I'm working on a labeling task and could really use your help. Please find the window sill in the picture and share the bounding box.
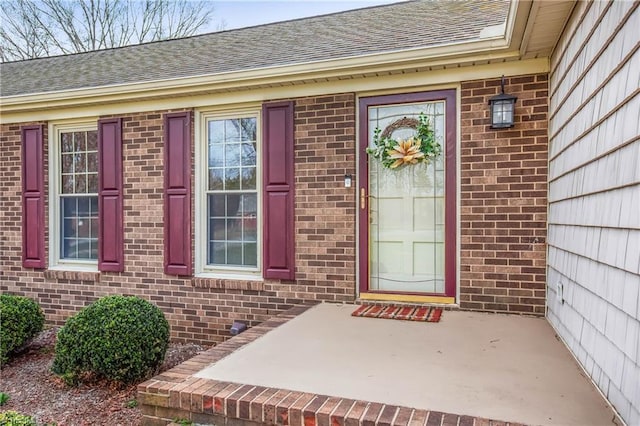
[45,268,100,282]
[191,275,264,291]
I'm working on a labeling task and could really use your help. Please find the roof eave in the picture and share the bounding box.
[0,1,533,116]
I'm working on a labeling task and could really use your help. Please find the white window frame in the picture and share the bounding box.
[48,120,99,271]
[194,108,263,280]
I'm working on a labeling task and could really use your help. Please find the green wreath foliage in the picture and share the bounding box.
[366,112,441,169]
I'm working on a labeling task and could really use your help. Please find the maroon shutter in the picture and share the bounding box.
[262,101,295,280]
[163,112,192,276]
[21,125,45,269]
[98,118,124,272]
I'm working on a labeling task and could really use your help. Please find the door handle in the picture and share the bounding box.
[360,188,366,209]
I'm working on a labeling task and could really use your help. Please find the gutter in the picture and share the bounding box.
[0,1,531,118]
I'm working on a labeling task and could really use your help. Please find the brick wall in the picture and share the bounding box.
[0,94,357,344]
[0,79,550,344]
[459,74,549,314]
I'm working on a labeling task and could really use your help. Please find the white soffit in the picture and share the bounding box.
[520,0,576,58]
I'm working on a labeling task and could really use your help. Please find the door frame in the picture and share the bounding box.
[358,90,457,298]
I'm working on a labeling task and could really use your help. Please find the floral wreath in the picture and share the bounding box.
[366,112,441,169]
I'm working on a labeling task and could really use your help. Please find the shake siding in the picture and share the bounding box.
[547,2,640,424]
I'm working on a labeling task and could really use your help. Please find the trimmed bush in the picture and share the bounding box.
[0,294,45,365]
[52,295,170,385]
[0,410,36,425]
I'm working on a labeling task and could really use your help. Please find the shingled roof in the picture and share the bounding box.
[0,0,508,97]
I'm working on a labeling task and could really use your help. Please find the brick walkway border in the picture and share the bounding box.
[138,304,526,426]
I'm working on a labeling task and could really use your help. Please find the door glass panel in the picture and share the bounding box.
[368,101,446,293]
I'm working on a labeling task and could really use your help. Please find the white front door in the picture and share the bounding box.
[358,91,457,297]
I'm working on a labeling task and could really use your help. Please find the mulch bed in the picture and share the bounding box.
[0,328,210,425]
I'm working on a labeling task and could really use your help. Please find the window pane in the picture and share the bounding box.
[228,218,242,241]
[75,239,93,259]
[208,120,224,144]
[74,175,86,193]
[90,197,98,215]
[63,197,77,216]
[226,194,241,216]
[74,153,86,173]
[227,242,242,265]
[225,168,240,190]
[225,119,241,143]
[208,168,223,190]
[210,218,226,240]
[63,219,75,237]
[87,152,98,173]
[240,118,256,142]
[90,240,98,259]
[241,167,256,190]
[205,116,259,270]
[243,243,257,267]
[208,144,224,167]
[74,132,86,152]
[76,218,91,238]
[87,173,98,193]
[242,194,258,216]
[61,132,74,152]
[243,217,257,242]
[61,175,74,194]
[209,194,226,217]
[225,144,240,167]
[60,196,98,260]
[77,197,90,217]
[209,241,226,265]
[61,154,74,173]
[240,143,257,166]
[86,130,98,151]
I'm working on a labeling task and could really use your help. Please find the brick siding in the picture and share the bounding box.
[0,95,357,344]
[459,74,549,314]
[0,77,549,344]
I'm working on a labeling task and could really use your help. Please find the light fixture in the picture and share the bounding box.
[489,75,517,129]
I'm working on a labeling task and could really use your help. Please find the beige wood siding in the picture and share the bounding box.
[547,1,640,424]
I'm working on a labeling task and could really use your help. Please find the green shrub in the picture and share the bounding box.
[0,294,45,365]
[0,410,37,426]
[52,295,169,385]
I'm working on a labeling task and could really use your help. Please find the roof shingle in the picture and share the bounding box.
[0,0,508,97]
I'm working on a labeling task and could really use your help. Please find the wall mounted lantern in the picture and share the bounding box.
[489,75,517,129]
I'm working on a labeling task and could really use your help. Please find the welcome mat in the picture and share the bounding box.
[352,305,442,322]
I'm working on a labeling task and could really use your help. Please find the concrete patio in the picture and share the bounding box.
[139,304,619,425]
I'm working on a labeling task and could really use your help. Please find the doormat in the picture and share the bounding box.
[351,305,442,322]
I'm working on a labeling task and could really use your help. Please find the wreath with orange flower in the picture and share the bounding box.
[366,112,441,169]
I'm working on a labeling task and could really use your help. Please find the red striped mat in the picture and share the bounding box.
[352,305,442,322]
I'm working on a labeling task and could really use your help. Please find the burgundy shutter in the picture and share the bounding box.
[21,125,45,269]
[98,118,124,272]
[163,112,192,276]
[262,101,295,280]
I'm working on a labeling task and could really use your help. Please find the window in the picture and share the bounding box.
[200,114,260,274]
[51,124,99,266]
